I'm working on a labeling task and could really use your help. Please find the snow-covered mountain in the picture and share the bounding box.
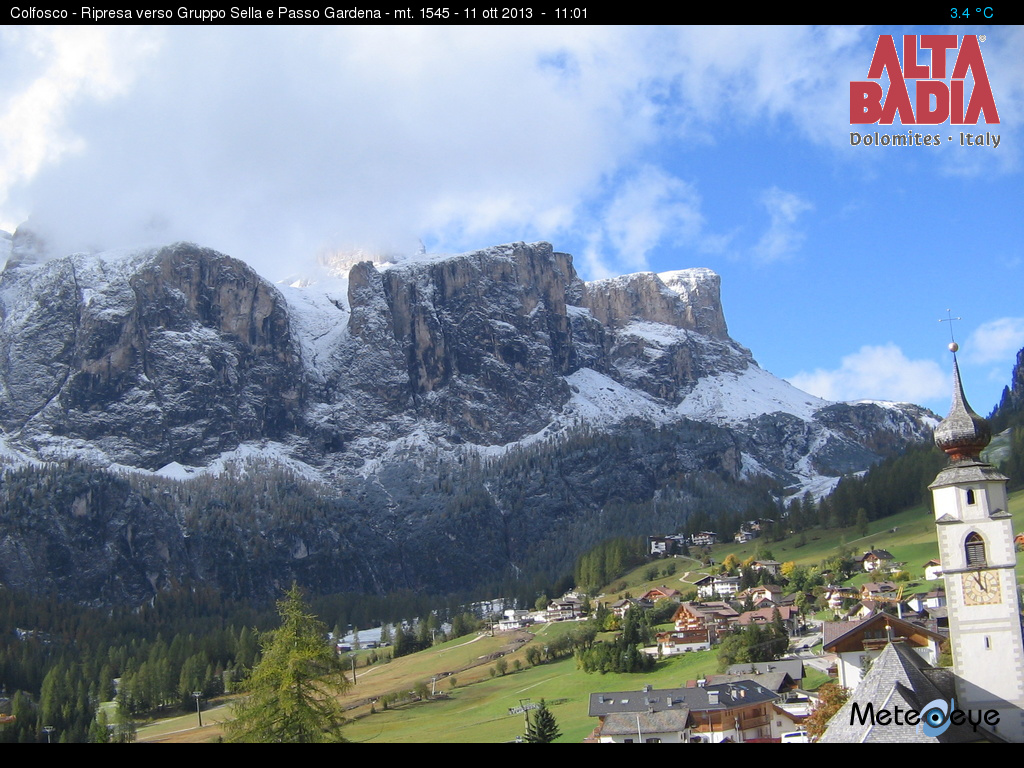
[0,231,936,604]
[0,232,933,494]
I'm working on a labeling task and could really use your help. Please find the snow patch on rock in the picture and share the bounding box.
[677,363,831,425]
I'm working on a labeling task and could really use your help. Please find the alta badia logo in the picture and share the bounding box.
[849,35,1000,149]
[850,35,999,125]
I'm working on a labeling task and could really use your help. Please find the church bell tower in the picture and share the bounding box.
[930,342,1024,742]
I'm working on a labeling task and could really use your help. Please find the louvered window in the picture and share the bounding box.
[965,532,987,567]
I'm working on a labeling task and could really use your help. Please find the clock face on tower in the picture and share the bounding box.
[961,570,1002,605]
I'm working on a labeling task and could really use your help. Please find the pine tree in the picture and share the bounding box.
[226,584,350,743]
[524,699,561,743]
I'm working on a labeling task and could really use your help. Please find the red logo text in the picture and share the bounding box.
[850,35,999,125]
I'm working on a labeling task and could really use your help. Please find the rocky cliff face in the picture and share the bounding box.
[336,242,577,445]
[302,242,759,451]
[0,239,303,468]
[0,234,938,604]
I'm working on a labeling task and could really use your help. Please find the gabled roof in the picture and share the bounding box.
[861,581,898,594]
[706,671,796,693]
[737,605,798,625]
[863,549,895,560]
[822,612,945,653]
[641,587,681,600]
[672,601,739,622]
[725,659,805,681]
[599,708,692,736]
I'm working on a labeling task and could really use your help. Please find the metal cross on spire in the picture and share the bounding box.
[939,308,962,352]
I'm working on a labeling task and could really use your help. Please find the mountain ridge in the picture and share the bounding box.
[0,233,938,604]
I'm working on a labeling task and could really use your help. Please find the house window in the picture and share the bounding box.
[966,489,976,505]
[965,533,987,568]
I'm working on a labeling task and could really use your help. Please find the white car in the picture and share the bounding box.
[780,730,809,743]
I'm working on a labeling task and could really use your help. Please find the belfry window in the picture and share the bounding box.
[965,532,987,568]
[966,488,977,505]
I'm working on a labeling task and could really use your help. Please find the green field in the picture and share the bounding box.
[342,638,720,743]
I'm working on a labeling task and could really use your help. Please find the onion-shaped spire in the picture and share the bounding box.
[933,343,991,462]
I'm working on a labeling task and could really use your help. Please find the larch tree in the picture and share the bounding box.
[226,584,350,743]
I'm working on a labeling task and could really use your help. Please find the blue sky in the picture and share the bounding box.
[1,24,1021,416]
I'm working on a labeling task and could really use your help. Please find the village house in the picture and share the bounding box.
[751,560,782,577]
[821,611,946,690]
[844,599,884,621]
[495,609,533,631]
[545,596,585,622]
[655,601,739,655]
[690,531,718,547]
[640,587,681,602]
[856,549,896,573]
[824,585,859,612]
[648,535,688,558]
[738,583,784,606]
[724,659,805,688]
[734,528,757,544]
[736,605,800,636]
[923,559,944,580]
[654,629,713,655]
[588,680,798,743]
[705,670,799,696]
[696,574,740,599]
[610,597,653,619]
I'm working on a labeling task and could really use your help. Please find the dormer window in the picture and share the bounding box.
[965,532,987,568]
[966,489,977,505]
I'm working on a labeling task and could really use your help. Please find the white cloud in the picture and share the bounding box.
[4,26,1016,281]
[787,343,950,403]
[751,187,813,263]
[0,26,881,280]
[0,27,160,230]
[965,317,1024,364]
[4,26,667,275]
[602,165,706,272]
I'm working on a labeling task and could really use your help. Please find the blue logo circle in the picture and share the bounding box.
[920,698,952,737]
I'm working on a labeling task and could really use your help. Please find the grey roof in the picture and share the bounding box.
[707,672,795,693]
[929,460,1009,489]
[820,642,989,743]
[725,659,805,681]
[589,681,777,718]
[600,708,692,736]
